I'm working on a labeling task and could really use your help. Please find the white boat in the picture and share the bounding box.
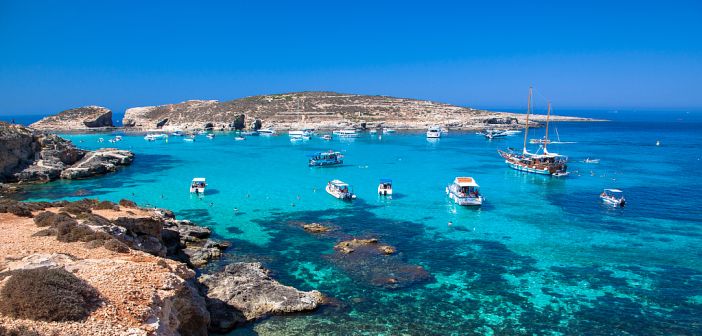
[369,129,378,134]
[583,158,600,164]
[184,138,194,142]
[333,129,359,138]
[98,138,104,143]
[481,129,508,139]
[197,130,208,135]
[171,130,184,136]
[326,179,356,200]
[289,130,313,137]
[600,189,626,207]
[258,128,276,135]
[441,127,449,134]
[115,136,123,141]
[234,136,245,141]
[144,133,168,141]
[241,131,258,136]
[503,130,521,135]
[378,178,393,196]
[206,133,215,139]
[446,177,483,206]
[426,127,442,138]
[322,134,332,140]
[383,128,396,134]
[189,178,206,194]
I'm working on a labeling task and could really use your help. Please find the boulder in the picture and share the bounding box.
[302,222,332,233]
[200,262,323,333]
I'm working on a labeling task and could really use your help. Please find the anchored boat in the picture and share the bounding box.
[426,127,442,139]
[600,189,626,207]
[308,151,344,167]
[378,178,393,196]
[326,180,356,200]
[189,178,206,194]
[333,129,359,138]
[497,87,568,176]
[446,177,483,206]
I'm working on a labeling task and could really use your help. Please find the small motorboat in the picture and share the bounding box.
[481,129,508,139]
[197,130,208,135]
[333,129,359,138]
[446,177,483,206]
[322,134,332,141]
[115,136,123,141]
[98,138,105,143]
[600,189,626,207]
[144,133,167,141]
[383,128,396,134]
[583,158,600,164]
[206,133,215,139]
[326,180,356,200]
[190,178,207,194]
[241,131,259,136]
[369,129,378,134]
[184,138,194,142]
[171,130,184,136]
[426,127,442,139]
[309,151,343,167]
[258,128,276,135]
[234,136,245,141]
[378,178,393,196]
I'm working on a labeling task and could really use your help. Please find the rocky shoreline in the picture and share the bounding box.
[0,122,133,186]
[0,199,324,335]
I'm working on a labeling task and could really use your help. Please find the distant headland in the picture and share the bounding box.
[29,91,603,132]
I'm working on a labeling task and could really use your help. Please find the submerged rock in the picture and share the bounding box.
[302,222,332,233]
[200,262,323,333]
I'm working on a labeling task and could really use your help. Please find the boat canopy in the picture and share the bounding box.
[330,179,348,187]
[604,189,623,193]
[192,178,206,182]
[454,177,479,187]
[380,178,392,184]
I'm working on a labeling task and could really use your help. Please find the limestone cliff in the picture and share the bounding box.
[30,106,114,131]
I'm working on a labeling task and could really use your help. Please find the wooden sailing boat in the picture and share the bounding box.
[497,87,568,176]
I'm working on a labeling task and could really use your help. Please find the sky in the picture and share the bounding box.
[0,0,701,115]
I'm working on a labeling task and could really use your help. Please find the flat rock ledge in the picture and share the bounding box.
[30,106,114,131]
[200,262,324,333]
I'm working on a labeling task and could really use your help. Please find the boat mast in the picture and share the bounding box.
[544,101,551,153]
[522,86,532,154]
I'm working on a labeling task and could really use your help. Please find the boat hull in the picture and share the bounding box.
[446,187,482,206]
[326,185,355,200]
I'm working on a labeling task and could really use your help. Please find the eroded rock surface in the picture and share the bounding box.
[200,262,324,333]
[0,122,133,183]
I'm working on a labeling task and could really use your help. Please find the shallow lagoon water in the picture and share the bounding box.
[17,117,702,335]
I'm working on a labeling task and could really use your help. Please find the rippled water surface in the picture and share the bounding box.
[16,114,702,335]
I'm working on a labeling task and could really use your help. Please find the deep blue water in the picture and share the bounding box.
[10,113,702,335]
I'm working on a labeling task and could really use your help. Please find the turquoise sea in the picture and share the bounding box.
[8,110,702,335]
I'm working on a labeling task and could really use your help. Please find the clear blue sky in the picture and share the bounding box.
[1,0,701,115]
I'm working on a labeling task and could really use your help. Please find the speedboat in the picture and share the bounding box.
[322,134,332,140]
[206,133,215,139]
[378,178,393,196]
[171,130,184,136]
[446,177,483,206]
[115,136,123,141]
[481,129,508,139]
[383,128,396,134]
[197,130,208,135]
[289,130,313,137]
[258,128,276,135]
[326,180,356,200]
[600,189,626,207]
[144,133,168,141]
[184,137,194,142]
[369,129,378,134]
[333,129,359,138]
[241,131,259,136]
[234,136,245,141]
[308,151,343,167]
[583,158,600,164]
[426,127,442,139]
[189,178,206,194]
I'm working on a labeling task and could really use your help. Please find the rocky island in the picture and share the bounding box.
[121,91,598,132]
[0,122,132,185]
[30,106,114,131]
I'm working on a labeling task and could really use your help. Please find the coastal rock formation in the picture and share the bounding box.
[334,238,395,255]
[121,91,598,131]
[30,106,113,131]
[199,262,324,333]
[302,222,332,233]
[0,122,133,183]
[0,206,210,336]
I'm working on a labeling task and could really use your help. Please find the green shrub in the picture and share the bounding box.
[0,267,101,322]
[55,223,96,243]
[118,199,137,208]
[92,200,119,210]
[104,239,130,253]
